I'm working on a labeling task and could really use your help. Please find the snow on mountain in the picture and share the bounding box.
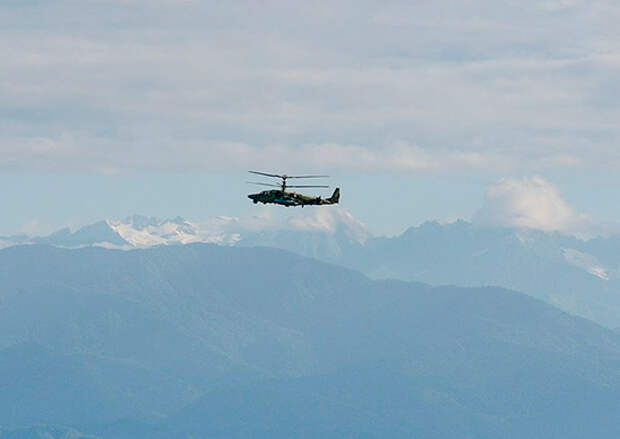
[107,215,241,248]
[0,209,367,252]
[562,248,610,280]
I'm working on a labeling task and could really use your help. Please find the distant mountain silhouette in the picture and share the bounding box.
[6,215,620,327]
[0,210,367,251]
[7,213,620,326]
[1,244,620,437]
[233,220,620,328]
[0,215,240,250]
[324,220,620,328]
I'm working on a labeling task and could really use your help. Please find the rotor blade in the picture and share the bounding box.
[286,185,330,188]
[287,175,329,179]
[246,181,280,187]
[248,171,284,179]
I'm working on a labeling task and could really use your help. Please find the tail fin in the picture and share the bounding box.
[328,187,340,204]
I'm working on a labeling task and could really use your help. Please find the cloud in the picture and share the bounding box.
[286,207,370,243]
[472,176,591,236]
[2,1,620,174]
[0,136,565,174]
[200,206,371,244]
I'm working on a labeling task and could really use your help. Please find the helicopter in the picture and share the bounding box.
[247,171,340,207]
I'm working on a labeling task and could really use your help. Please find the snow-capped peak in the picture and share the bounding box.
[0,209,370,253]
[562,248,610,280]
[107,216,240,248]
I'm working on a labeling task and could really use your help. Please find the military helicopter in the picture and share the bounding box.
[247,171,340,207]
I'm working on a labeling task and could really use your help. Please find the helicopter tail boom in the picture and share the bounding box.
[327,187,340,204]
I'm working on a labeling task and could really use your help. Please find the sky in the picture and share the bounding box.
[2,0,620,236]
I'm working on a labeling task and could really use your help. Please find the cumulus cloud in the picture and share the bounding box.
[287,207,370,243]
[473,177,591,236]
[2,1,620,173]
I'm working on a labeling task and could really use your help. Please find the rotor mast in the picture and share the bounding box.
[281,175,288,191]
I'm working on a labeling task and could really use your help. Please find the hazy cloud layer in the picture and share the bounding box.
[2,1,620,173]
[210,205,370,243]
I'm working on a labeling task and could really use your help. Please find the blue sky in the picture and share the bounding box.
[0,171,489,236]
[2,1,620,236]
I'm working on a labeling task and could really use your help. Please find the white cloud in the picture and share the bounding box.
[286,207,370,243]
[473,177,591,236]
[199,206,370,244]
[1,1,620,173]
[0,134,507,173]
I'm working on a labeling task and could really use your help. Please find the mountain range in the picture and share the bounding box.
[0,215,240,250]
[4,213,620,328]
[336,220,620,329]
[1,243,620,437]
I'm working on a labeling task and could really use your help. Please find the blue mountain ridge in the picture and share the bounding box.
[4,216,620,327]
[1,244,620,437]
[242,220,620,328]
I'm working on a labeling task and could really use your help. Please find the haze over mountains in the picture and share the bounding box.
[0,211,367,250]
[2,243,620,438]
[4,0,619,436]
[3,209,620,437]
[5,211,620,328]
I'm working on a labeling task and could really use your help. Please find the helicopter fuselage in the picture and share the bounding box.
[248,188,339,207]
